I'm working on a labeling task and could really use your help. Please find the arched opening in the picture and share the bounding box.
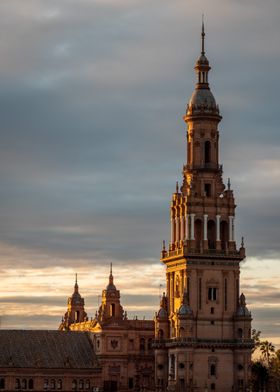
[220,220,228,250]
[194,219,202,251]
[140,338,145,351]
[205,141,211,164]
[74,310,80,322]
[207,220,216,249]
[28,379,33,390]
[0,379,5,389]
[210,364,216,376]
[194,141,200,165]
[72,380,77,391]
[22,379,27,390]
[57,380,62,390]
[158,329,164,339]
[110,303,115,317]
[179,327,185,337]
[237,328,243,338]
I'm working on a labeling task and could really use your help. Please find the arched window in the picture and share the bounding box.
[15,379,20,390]
[194,219,202,251]
[43,379,48,390]
[72,380,77,391]
[0,378,5,389]
[75,310,80,322]
[207,220,216,249]
[140,338,145,351]
[220,221,228,250]
[22,379,27,390]
[110,303,115,317]
[50,379,55,390]
[205,141,211,164]
[57,380,62,390]
[238,328,243,338]
[158,329,164,339]
[210,364,216,376]
[85,379,90,390]
[79,380,84,390]
[28,379,34,390]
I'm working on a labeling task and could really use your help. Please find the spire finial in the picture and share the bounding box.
[176,181,179,193]
[109,263,114,285]
[74,273,78,293]
[110,262,112,276]
[201,14,205,55]
[227,178,231,190]
[162,240,166,251]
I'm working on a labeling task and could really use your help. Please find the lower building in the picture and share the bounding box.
[59,266,155,392]
[0,330,101,392]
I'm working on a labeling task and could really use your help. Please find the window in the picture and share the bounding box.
[158,329,164,339]
[128,378,134,389]
[28,379,34,390]
[75,310,80,322]
[0,378,5,390]
[50,379,55,390]
[57,379,62,390]
[15,379,20,390]
[43,379,48,390]
[208,288,217,301]
[72,380,77,391]
[237,328,243,338]
[210,364,216,376]
[211,383,215,390]
[224,278,228,311]
[79,380,84,390]
[199,278,202,310]
[148,338,153,351]
[110,303,115,317]
[85,380,90,390]
[205,141,211,164]
[129,338,134,349]
[140,338,145,351]
[22,379,27,390]
[238,379,244,387]
[211,307,214,314]
[204,183,211,197]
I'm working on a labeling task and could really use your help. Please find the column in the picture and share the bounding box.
[170,272,174,313]
[171,214,175,243]
[185,214,189,240]
[180,215,185,240]
[176,216,180,243]
[216,215,221,241]
[203,214,208,241]
[166,273,170,313]
[229,216,233,241]
[190,213,195,240]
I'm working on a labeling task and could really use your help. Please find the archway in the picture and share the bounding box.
[207,220,216,249]
[220,220,228,250]
[205,141,211,164]
[194,219,202,251]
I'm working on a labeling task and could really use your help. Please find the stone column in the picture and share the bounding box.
[216,214,221,250]
[180,215,185,241]
[203,214,208,240]
[190,213,195,241]
[185,214,189,240]
[176,216,180,243]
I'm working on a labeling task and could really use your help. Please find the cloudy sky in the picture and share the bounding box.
[0,0,279,346]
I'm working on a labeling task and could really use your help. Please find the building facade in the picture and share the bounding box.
[59,266,155,392]
[154,25,253,392]
[0,330,101,392]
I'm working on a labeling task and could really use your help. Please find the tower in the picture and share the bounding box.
[59,274,87,330]
[154,24,253,392]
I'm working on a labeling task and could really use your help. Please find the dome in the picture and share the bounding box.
[236,306,251,317]
[195,53,209,67]
[187,88,219,116]
[106,283,116,291]
[157,307,168,319]
[178,303,193,317]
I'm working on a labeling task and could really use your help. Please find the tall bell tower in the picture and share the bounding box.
[154,23,253,392]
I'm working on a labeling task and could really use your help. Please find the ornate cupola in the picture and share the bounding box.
[59,274,87,330]
[186,21,221,119]
[97,264,124,323]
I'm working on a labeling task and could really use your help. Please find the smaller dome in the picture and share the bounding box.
[157,307,168,319]
[236,306,251,317]
[195,53,209,67]
[178,303,193,317]
[106,283,116,291]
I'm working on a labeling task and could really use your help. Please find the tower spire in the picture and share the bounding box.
[201,15,205,55]
[74,273,78,293]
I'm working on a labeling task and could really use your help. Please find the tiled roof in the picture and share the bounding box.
[0,330,98,369]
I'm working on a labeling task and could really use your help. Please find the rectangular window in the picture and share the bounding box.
[208,287,217,301]
[199,278,202,310]
[204,183,211,197]
[224,278,228,311]
[128,378,134,389]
